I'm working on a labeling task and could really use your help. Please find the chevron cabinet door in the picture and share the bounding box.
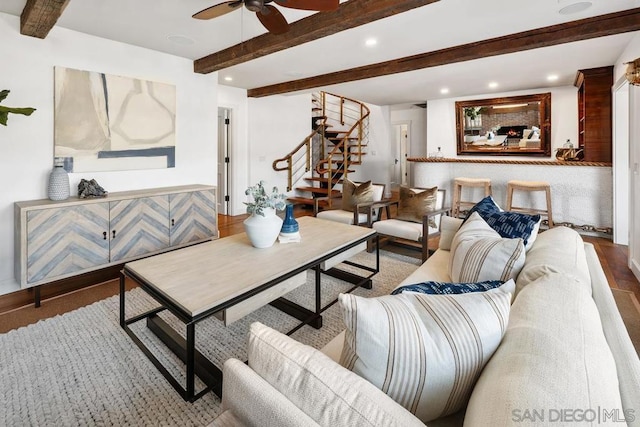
[109,196,170,263]
[26,204,110,283]
[169,189,217,246]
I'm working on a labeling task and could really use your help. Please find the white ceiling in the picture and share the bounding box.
[1,0,639,106]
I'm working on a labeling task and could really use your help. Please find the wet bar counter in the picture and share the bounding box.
[408,158,612,233]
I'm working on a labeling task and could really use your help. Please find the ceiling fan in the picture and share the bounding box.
[193,0,339,35]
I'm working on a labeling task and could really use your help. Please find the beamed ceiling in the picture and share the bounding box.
[4,0,640,105]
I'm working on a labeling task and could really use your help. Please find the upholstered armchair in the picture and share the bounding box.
[371,187,449,262]
[314,180,387,227]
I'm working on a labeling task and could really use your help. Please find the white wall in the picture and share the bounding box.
[350,104,393,193]
[247,94,311,201]
[426,86,577,159]
[0,13,218,294]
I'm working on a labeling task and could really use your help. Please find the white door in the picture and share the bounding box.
[630,85,640,281]
[613,79,630,245]
[392,123,409,188]
[218,108,231,215]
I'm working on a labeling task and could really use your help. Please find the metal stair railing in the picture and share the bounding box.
[273,92,370,204]
[272,129,317,192]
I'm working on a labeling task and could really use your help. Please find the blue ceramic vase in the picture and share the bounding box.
[280,203,299,234]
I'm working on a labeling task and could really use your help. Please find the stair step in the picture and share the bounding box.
[305,176,343,184]
[287,197,324,208]
[316,168,356,175]
[295,186,342,196]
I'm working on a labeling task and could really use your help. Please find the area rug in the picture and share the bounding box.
[612,288,640,356]
[0,250,420,426]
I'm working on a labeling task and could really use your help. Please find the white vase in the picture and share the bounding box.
[243,208,283,248]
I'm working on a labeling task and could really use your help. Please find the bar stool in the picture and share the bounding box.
[506,180,553,227]
[452,177,492,218]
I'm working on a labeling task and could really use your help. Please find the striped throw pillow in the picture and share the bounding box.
[338,289,511,422]
[449,212,525,283]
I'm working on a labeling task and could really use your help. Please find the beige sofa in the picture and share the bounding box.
[211,220,640,427]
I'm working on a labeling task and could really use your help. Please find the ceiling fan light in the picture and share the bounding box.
[626,58,640,86]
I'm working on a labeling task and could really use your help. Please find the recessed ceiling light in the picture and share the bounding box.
[224,76,233,82]
[488,82,499,89]
[167,35,195,46]
[365,38,378,47]
[547,74,559,81]
[558,1,592,15]
[440,88,450,94]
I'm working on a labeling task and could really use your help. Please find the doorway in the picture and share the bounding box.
[392,122,410,189]
[218,107,232,215]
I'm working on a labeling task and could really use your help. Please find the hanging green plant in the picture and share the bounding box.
[0,90,36,126]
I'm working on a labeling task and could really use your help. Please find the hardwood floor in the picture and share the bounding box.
[0,208,638,333]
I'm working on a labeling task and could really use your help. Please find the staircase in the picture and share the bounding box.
[272,91,370,209]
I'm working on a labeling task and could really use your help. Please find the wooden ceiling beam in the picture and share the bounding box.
[247,7,640,98]
[194,0,439,74]
[20,0,70,39]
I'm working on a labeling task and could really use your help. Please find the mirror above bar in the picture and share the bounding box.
[455,93,551,157]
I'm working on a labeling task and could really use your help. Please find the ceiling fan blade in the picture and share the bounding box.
[257,5,289,35]
[192,1,242,19]
[274,0,338,12]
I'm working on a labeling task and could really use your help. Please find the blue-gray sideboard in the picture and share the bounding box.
[15,184,217,290]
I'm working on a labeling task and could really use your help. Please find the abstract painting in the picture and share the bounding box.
[54,67,176,172]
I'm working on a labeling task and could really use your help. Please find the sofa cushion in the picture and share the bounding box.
[465,273,624,427]
[396,186,438,226]
[515,226,591,296]
[338,289,511,423]
[438,216,464,250]
[449,212,525,283]
[373,218,437,241]
[217,358,318,427]
[391,278,514,296]
[394,249,452,288]
[465,196,541,249]
[247,322,423,427]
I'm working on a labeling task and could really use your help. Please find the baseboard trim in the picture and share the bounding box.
[632,258,640,284]
[0,265,123,315]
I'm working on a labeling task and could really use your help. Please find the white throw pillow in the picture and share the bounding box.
[247,322,424,427]
[338,289,511,423]
[449,212,525,282]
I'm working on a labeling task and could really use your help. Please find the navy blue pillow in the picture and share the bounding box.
[463,195,501,222]
[464,196,540,246]
[391,280,505,295]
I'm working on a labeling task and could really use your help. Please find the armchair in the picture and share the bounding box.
[371,187,449,262]
[314,180,387,227]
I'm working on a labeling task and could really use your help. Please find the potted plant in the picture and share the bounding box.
[0,90,36,126]
[463,107,484,128]
[243,181,287,248]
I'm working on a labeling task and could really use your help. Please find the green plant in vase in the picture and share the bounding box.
[0,90,36,126]
[244,180,287,216]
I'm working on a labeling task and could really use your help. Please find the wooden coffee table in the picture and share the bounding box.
[119,216,378,401]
